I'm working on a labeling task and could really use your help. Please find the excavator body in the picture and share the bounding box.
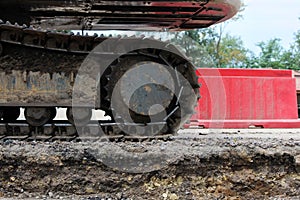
[0,1,240,137]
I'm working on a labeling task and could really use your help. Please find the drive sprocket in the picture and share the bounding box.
[100,49,199,136]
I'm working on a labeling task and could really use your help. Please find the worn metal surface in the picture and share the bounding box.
[0,71,73,106]
[0,0,240,31]
[0,120,172,142]
[0,22,199,135]
[0,0,240,135]
[0,21,197,107]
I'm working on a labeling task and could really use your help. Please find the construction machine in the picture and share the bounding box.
[0,0,240,139]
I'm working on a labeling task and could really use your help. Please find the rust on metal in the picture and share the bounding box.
[0,0,240,135]
[0,0,240,31]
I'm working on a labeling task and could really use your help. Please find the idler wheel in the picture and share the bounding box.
[25,107,54,126]
[67,107,92,126]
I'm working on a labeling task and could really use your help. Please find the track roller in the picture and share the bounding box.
[25,107,56,126]
[66,107,92,126]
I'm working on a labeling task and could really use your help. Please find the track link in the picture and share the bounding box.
[0,121,173,142]
[0,20,199,139]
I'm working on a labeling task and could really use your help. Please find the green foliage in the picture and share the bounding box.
[171,28,250,68]
[170,1,300,70]
[247,34,300,70]
[217,34,249,68]
[249,38,285,69]
[170,1,250,68]
[242,17,300,70]
[172,26,300,70]
[282,31,300,70]
[171,29,217,67]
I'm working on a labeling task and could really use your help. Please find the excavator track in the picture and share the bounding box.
[0,0,241,140]
[0,20,199,139]
[0,121,173,142]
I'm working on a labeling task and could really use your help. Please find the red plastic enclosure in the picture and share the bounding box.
[293,71,300,110]
[185,68,300,128]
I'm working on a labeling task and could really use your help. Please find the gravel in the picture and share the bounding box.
[0,129,300,199]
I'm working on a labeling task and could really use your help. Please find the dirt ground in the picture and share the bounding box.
[0,129,300,200]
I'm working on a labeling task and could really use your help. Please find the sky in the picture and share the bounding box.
[224,0,300,53]
[79,0,300,54]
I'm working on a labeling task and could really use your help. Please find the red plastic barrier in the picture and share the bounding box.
[185,68,300,128]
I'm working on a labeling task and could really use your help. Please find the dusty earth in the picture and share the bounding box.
[0,129,300,200]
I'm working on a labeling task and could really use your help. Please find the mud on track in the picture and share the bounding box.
[0,129,300,199]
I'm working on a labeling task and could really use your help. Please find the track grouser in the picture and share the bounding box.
[0,0,240,139]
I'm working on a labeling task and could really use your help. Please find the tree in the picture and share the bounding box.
[217,34,249,67]
[171,29,218,67]
[248,32,300,70]
[170,1,248,68]
[252,38,285,69]
[171,28,249,68]
[281,31,300,70]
